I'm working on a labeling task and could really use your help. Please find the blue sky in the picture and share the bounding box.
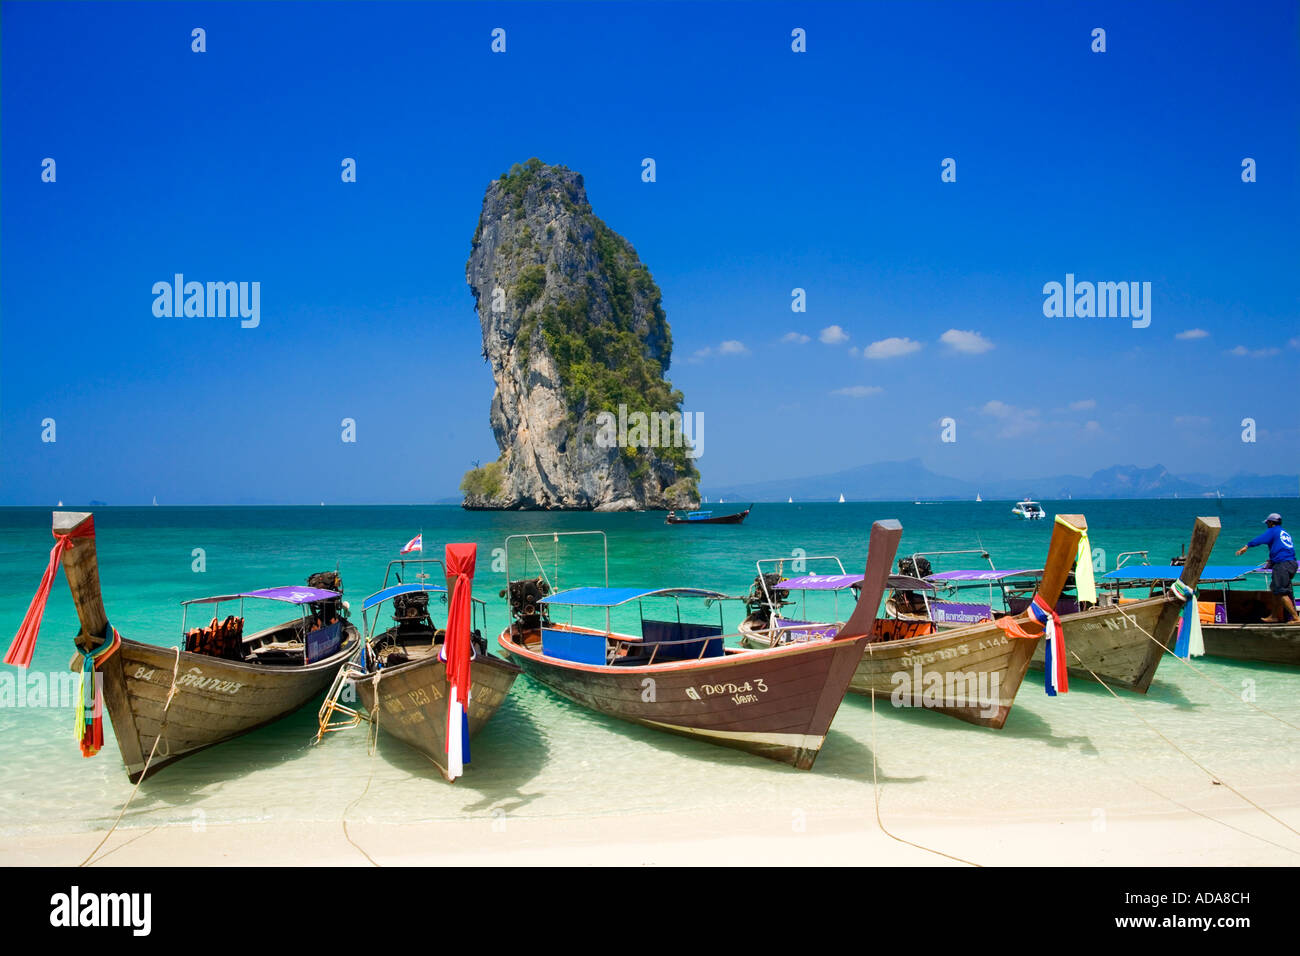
[2,0,1297,504]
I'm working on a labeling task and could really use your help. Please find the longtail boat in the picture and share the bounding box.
[1099,559,1299,668]
[496,521,902,769]
[740,518,1220,697]
[1017,517,1220,690]
[738,515,1091,728]
[318,548,521,780]
[5,511,360,782]
[666,504,751,525]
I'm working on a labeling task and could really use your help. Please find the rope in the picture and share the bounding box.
[1062,643,1300,843]
[1113,603,1300,732]
[81,646,182,867]
[869,688,982,866]
[342,668,382,866]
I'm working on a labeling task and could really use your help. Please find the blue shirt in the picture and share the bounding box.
[1247,526,1296,564]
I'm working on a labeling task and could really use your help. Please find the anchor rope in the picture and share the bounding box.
[869,688,982,867]
[342,667,382,867]
[81,646,182,867]
[1062,643,1300,843]
[1113,602,1300,733]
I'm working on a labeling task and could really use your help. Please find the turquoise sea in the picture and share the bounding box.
[2,500,1297,847]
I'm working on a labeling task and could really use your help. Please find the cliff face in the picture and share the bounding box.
[461,159,699,511]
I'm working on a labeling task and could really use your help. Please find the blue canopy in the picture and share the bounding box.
[540,586,731,608]
[362,582,447,612]
[1099,565,1263,582]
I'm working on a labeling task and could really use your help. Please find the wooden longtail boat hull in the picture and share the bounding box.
[666,508,750,525]
[1026,597,1171,693]
[355,653,521,780]
[1201,625,1300,666]
[752,514,1089,729]
[103,634,358,782]
[846,622,1038,728]
[55,510,359,782]
[497,518,904,769]
[499,631,870,769]
[1028,516,1222,691]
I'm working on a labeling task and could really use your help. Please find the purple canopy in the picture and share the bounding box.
[778,573,863,590]
[182,586,340,606]
[926,569,1042,582]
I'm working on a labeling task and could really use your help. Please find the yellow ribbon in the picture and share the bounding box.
[1054,516,1097,604]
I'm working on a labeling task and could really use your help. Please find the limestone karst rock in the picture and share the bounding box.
[461,159,699,511]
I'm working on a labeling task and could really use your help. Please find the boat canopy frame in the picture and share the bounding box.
[179,587,341,636]
[538,586,732,661]
[359,581,489,641]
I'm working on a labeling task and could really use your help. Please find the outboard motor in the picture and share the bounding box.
[306,570,345,626]
[894,557,932,616]
[502,576,551,630]
[743,572,790,626]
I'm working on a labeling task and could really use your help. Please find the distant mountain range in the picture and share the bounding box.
[705,460,1298,502]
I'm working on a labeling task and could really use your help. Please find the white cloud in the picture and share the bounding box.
[781,332,811,344]
[1228,345,1279,358]
[980,400,1040,437]
[690,340,750,362]
[1083,420,1102,434]
[1069,399,1097,411]
[1289,337,1300,349]
[1174,415,1211,427]
[848,346,860,358]
[819,324,850,345]
[831,385,883,398]
[939,329,994,354]
[1175,328,1209,340]
[863,336,923,359]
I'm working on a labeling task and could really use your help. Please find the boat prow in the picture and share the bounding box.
[50,511,360,782]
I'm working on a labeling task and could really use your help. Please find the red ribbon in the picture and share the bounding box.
[4,516,95,669]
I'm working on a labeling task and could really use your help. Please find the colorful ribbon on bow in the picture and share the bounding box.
[1054,516,1097,605]
[5,516,96,669]
[993,594,1069,696]
[74,626,120,757]
[1027,594,1069,696]
[439,543,477,780]
[1168,579,1204,658]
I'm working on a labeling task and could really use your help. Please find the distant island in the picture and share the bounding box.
[459,159,699,511]
[704,460,1299,502]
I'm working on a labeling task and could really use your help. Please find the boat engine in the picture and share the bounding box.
[393,589,433,633]
[893,557,932,615]
[502,576,551,630]
[306,571,346,626]
[743,572,791,626]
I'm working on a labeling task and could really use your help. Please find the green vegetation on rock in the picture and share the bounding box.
[460,459,505,499]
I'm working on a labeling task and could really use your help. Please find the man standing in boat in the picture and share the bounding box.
[1235,513,1299,624]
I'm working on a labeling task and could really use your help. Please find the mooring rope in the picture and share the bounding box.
[1113,602,1300,732]
[1063,644,1300,843]
[869,688,982,867]
[81,646,181,867]
[341,668,382,867]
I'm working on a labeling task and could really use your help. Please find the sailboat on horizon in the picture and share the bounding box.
[976,492,982,502]
[838,493,846,503]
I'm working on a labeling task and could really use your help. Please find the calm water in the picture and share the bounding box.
[1,500,1296,839]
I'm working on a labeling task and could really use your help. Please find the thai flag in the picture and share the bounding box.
[400,533,422,554]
